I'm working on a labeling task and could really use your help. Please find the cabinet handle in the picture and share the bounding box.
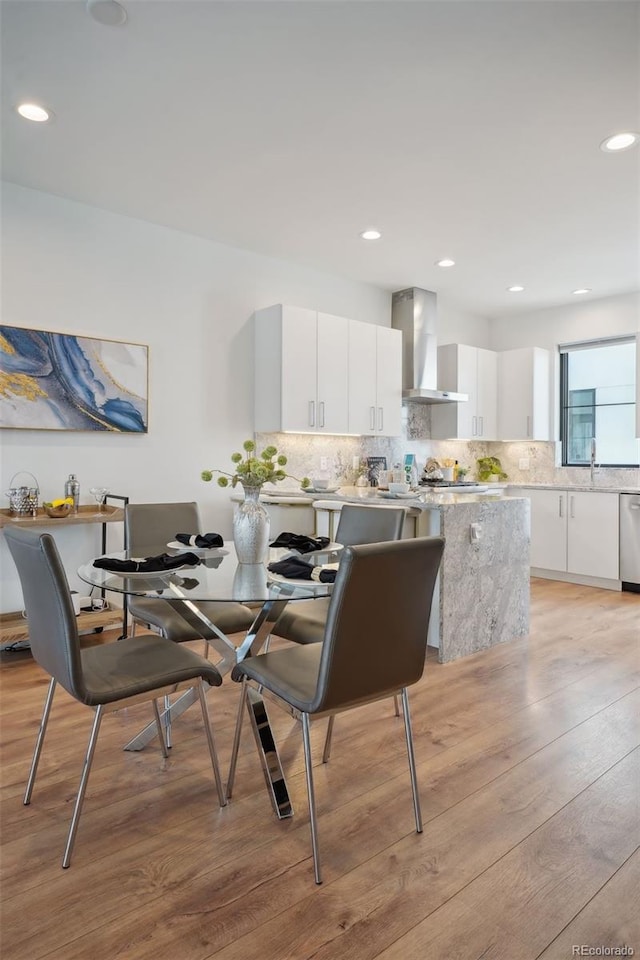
[526,415,531,438]
[370,406,376,431]
[472,416,477,437]
[559,495,563,518]
[630,504,640,510]
[479,415,484,436]
[378,407,383,431]
[319,401,325,428]
[309,401,315,427]
[570,495,575,519]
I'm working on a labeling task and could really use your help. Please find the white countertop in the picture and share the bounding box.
[507,483,640,495]
[255,485,524,511]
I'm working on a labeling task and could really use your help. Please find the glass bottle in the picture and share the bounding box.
[65,474,80,514]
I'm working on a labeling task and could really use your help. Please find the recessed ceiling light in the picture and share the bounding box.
[360,229,381,241]
[507,285,525,293]
[600,132,639,153]
[572,288,591,295]
[86,0,127,26]
[435,258,455,268]
[16,103,51,123]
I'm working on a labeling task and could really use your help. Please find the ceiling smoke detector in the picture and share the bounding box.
[86,0,127,26]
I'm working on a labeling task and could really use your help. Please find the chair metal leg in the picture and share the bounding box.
[163,693,173,749]
[197,681,226,808]
[225,679,248,800]
[62,705,104,868]
[302,712,322,884]
[24,677,57,805]
[393,694,401,717]
[321,715,335,764]
[401,687,422,833]
[152,700,169,759]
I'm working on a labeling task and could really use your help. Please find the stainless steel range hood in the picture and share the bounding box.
[391,287,468,404]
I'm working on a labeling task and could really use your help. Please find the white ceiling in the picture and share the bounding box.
[2,0,639,317]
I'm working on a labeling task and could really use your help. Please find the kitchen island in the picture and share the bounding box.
[257,486,530,663]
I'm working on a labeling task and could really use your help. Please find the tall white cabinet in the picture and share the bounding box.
[254,304,349,433]
[497,347,550,441]
[348,321,402,436]
[431,343,498,440]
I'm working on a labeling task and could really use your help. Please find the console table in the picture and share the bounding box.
[0,504,126,648]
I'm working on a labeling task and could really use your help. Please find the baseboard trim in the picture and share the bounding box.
[531,568,621,591]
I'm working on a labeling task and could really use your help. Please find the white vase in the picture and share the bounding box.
[233,484,270,563]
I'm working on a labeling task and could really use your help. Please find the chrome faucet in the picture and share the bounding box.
[590,438,598,484]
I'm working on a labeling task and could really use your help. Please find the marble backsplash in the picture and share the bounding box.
[256,404,639,490]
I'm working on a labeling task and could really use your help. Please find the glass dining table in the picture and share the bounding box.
[78,541,340,819]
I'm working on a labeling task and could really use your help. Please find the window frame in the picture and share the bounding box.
[559,336,638,469]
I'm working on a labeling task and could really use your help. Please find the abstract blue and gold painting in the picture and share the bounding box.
[0,326,148,432]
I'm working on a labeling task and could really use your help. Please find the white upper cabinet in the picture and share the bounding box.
[254,304,349,433]
[348,321,402,436]
[497,347,550,441]
[316,312,350,433]
[431,343,498,440]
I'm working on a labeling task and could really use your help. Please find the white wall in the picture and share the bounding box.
[437,296,492,348]
[489,292,640,444]
[489,292,640,351]
[0,183,390,611]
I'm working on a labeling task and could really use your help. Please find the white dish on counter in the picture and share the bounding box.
[377,491,419,500]
[303,486,341,494]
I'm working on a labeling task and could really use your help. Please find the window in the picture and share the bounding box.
[560,337,638,467]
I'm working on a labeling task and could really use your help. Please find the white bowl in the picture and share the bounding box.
[388,482,409,495]
[310,477,330,490]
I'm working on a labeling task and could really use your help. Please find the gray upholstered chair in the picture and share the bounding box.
[4,526,226,869]
[229,535,444,884]
[273,504,406,646]
[272,503,406,741]
[126,501,255,642]
[126,502,255,745]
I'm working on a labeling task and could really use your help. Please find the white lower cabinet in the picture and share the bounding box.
[527,488,619,581]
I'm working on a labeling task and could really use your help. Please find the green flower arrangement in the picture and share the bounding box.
[201,439,310,490]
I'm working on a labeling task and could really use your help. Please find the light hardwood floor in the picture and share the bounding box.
[1,579,638,960]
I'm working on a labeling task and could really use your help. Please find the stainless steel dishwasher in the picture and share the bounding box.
[620,493,640,592]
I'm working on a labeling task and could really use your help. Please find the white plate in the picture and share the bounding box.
[167,541,229,556]
[304,486,341,494]
[107,564,197,578]
[377,491,418,500]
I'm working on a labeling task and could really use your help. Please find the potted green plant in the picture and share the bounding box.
[476,456,508,483]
